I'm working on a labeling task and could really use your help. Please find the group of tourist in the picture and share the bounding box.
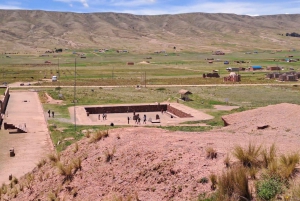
[98,113,107,120]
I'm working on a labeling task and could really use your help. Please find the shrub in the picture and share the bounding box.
[217,167,251,201]
[256,177,282,200]
[206,147,217,159]
[233,143,262,168]
[261,144,277,168]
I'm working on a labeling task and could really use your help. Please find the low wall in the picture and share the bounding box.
[167,105,193,118]
[85,104,193,118]
[0,87,10,129]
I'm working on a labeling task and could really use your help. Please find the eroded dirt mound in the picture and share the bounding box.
[222,103,300,135]
[8,127,228,201]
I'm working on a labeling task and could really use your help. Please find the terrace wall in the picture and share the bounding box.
[167,105,193,118]
[85,104,168,114]
[85,104,193,118]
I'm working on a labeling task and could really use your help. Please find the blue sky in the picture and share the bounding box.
[0,0,300,16]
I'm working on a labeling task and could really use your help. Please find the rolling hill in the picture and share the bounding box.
[0,10,300,53]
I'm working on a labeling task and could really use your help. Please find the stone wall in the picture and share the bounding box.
[85,104,168,114]
[167,105,193,118]
[85,104,193,118]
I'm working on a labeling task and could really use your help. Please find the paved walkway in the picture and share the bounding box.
[0,91,52,184]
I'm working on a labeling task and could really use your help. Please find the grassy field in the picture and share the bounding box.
[34,84,300,151]
[1,49,300,85]
[3,49,300,151]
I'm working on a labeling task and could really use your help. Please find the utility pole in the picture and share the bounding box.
[74,58,77,134]
[144,71,146,88]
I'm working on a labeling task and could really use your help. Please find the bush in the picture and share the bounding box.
[256,177,282,200]
[233,143,262,168]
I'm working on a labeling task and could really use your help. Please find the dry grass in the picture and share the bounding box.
[261,144,277,168]
[104,146,116,163]
[57,162,73,181]
[37,158,47,168]
[72,158,82,173]
[279,152,299,179]
[206,147,217,159]
[48,191,60,201]
[216,167,251,201]
[48,152,61,164]
[224,154,230,168]
[73,143,79,153]
[1,183,7,195]
[209,174,217,190]
[24,173,34,190]
[233,143,262,168]
[90,130,109,143]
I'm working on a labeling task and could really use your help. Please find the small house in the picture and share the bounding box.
[179,89,192,101]
[267,66,281,71]
[127,62,134,65]
[250,66,263,71]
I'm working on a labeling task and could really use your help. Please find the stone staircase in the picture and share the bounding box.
[4,122,27,133]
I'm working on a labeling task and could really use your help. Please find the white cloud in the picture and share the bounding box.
[54,0,89,8]
[0,4,22,9]
[111,1,300,16]
[109,0,156,7]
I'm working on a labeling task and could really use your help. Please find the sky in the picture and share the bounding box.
[0,0,300,16]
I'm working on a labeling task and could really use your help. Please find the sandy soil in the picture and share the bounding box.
[0,91,53,184]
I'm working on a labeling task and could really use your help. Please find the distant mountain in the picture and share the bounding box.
[0,10,300,53]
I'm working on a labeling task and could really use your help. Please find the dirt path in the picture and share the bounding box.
[0,91,53,184]
[45,92,63,104]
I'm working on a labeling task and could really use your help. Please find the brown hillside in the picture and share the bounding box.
[1,10,300,53]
